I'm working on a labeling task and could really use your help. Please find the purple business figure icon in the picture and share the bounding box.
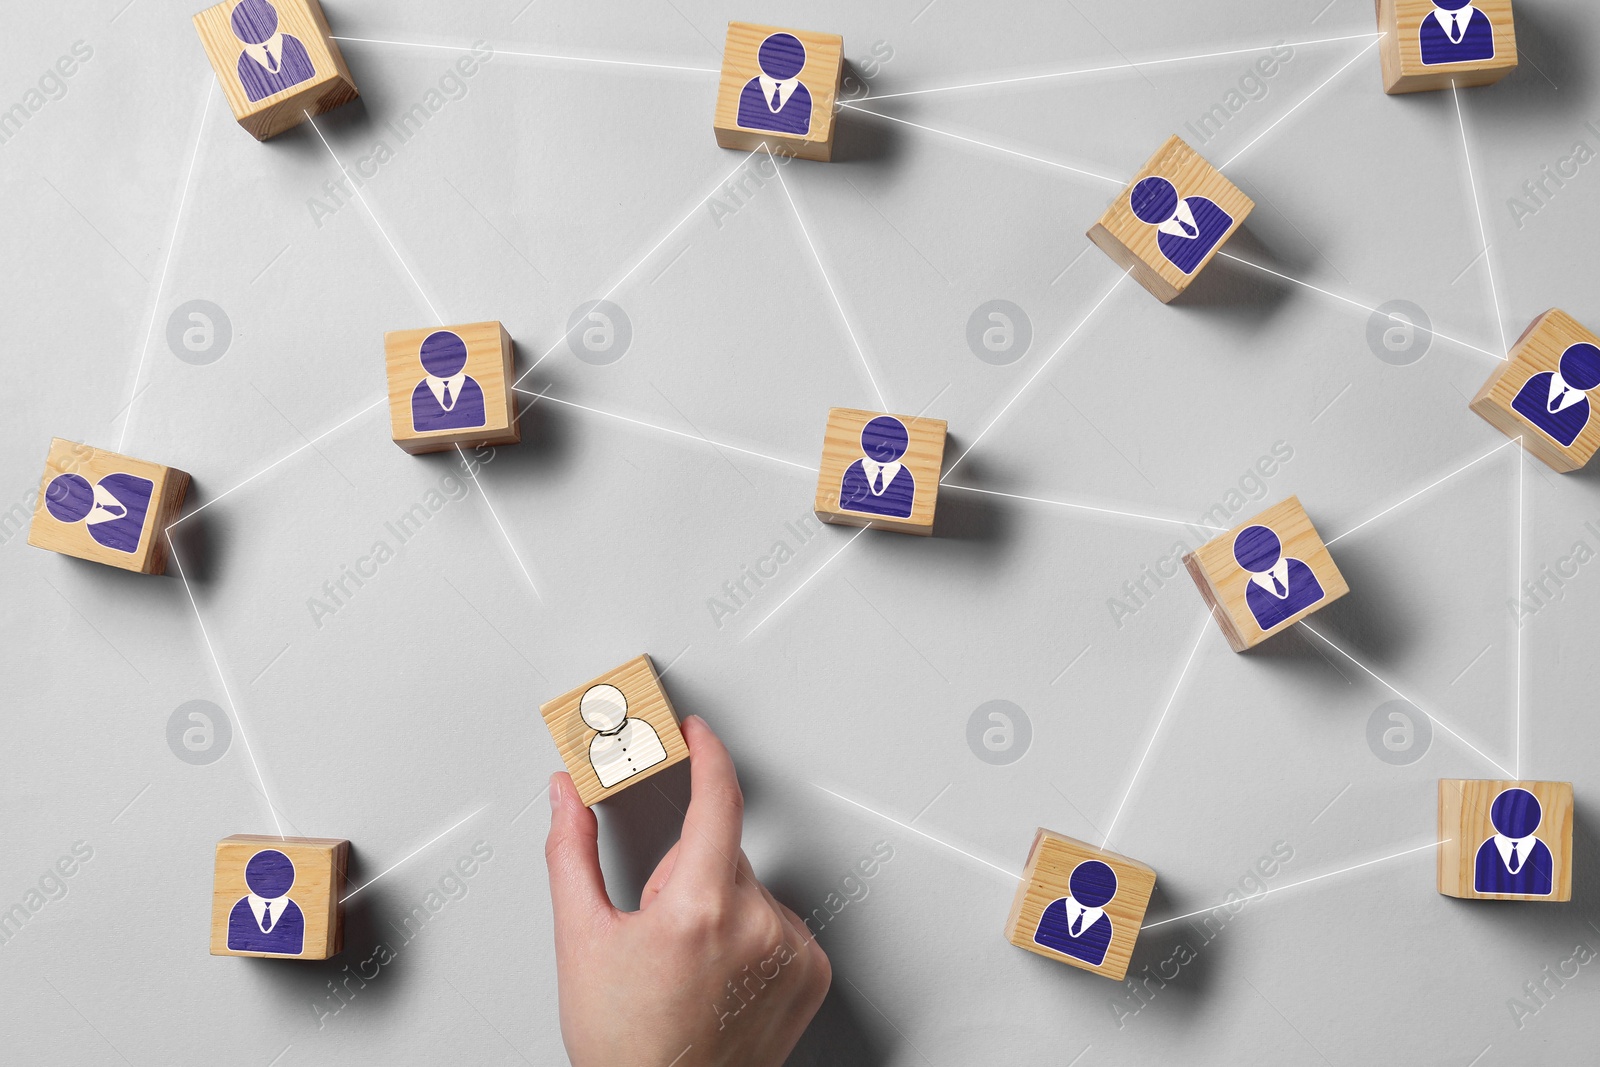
[45,472,154,554]
[227,849,307,954]
[1130,176,1234,276]
[839,416,915,519]
[1474,788,1554,896]
[737,32,813,136]
[1235,524,1325,632]
[1034,860,1117,968]
[1511,343,1600,449]
[231,0,316,103]
[411,330,487,434]
[1420,0,1495,66]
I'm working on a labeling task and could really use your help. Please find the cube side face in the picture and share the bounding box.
[1470,310,1600,473]
[1181,553,1246,652]
[28,439,190,574]
[1092,136,1253,301]
[1186,496,1348,650]
[540,655,689,807]
[1379,0,1517,94]
[1438,780,1572,901]
[814,408,947,536]
[715,23,844,162]
[210,835,349,959]
[385,321,521,455]
[1005,829,1155,981]
[193,0,357,140]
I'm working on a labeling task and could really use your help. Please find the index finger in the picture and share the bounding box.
[669,715,746,891]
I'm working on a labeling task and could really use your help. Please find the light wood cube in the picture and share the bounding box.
[714,22,844,163]
[1183,496,1349,652]
[1006,829,1156,981]
[1088,135,1253,303]
[193,0,358,141]
[385,321,521,455]
[1378,0,1517,95]
[540,655,689,807]
[210,835,349,959]
[1439,780,1572,901]
[28,439,190,575]
[1471,309,1600,473]
[814,407,947,536]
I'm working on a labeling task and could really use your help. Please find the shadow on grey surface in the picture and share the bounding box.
[1175,224,1297,325]
[1300,541,1420,666]
[932,443,1015,550]
[166,490,222,584]
[596,759,692,912]
[478,365,576,488]
[831,88,905,167]
[1485,4,1590,113]
[786,981,891,1067]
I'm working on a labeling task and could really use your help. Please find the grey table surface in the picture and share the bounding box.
[4,0,1600,1063]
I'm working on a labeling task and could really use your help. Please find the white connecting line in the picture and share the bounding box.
[1221,35,1385,169]
[1324,437,1520,545]
[744,527,870,639]
[331,35,720,75]
[341,805,490,903]
[119,80,214,452]
[456,443,543,602]
[1142,839,1439,930]
[1452,82,1509,359]
[766,146,891,411]
[1216,252,1503,362]
[813,784,1023,883]
[1515,443,1524,779]
[939,483,1223,533]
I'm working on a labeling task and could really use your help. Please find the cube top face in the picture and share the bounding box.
[193,0,358,140]
[1438,780,1572,901]
[28,439,190,575]
[210,835,349,959]
[1089,136,1253,303]
[1378,0,1517,94]
[540,655,689,807]
[384,321,521,455]
[1006,829,1156,981]
[1183,495,1348,651]
[715,22,844,162]
[1471,310,1600,473]
[814,408,948,536]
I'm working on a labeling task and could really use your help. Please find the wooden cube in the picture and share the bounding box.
[1471,309,1600,473]
[1183,496,1349,652]
[193,0,358,141]
[210,835,349,959]
[1005,829,1156,981]
[1088,135,1253,303]
[540,655,689,807]
[1377,0,1517,95]
[1439,780,1572,901]
[814,408,947,536]
[385,321,521,455]
[714,22,844,163]
[28,439,190,575]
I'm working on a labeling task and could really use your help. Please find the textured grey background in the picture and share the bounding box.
[3,0,1600,1064]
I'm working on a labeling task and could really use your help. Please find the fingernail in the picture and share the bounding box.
[549,775,562,811]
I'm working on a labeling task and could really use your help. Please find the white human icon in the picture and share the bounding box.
[87,481,131,526]
[582,684,668,788]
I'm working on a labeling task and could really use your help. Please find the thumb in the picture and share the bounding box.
[544,773,615,936]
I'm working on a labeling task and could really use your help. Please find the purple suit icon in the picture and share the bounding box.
[227,849,307,954]
[839,416,916,519]
[231,0,316,104]
[1511,343,1600,448]
[1420,1,1495,66]
[411,330,487,434]
[45,472,153,554]
[736,33,813,136]
[1473,788,1555,896]
[1035,860,1117,968]
[1131,176,1234,276]
[1235,525,1325,632]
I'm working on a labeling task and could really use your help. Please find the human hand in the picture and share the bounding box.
[546,714,831,1067]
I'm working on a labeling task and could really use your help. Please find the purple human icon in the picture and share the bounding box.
[839,416,915,519]
[411,330,487,434]
[1034,860,1117,967]
[1420,0,1495,66]
[231,0,316,104]
[1235,524,1325,632]
[736,33,813,136]
[1130,176,1235,276]
[1473,788,1554,896]
[226,849,307,954]
[1511,343,1600,449]
[44,471,153,554]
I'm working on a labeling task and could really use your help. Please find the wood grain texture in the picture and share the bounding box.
[1005,828,1156,982]
[1182,495,1348,652]
[814,407,947,536]
[1088,135,1253,303]
[210,835,349,959]
[1471,309,1600,473]
[384,321,521,455]
[27,438,190,575]
[193,0,357,140]
[714,22,843,163]
[539,655,689,807]
[1377,0,1517,94]
[1438,780,1572,901]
